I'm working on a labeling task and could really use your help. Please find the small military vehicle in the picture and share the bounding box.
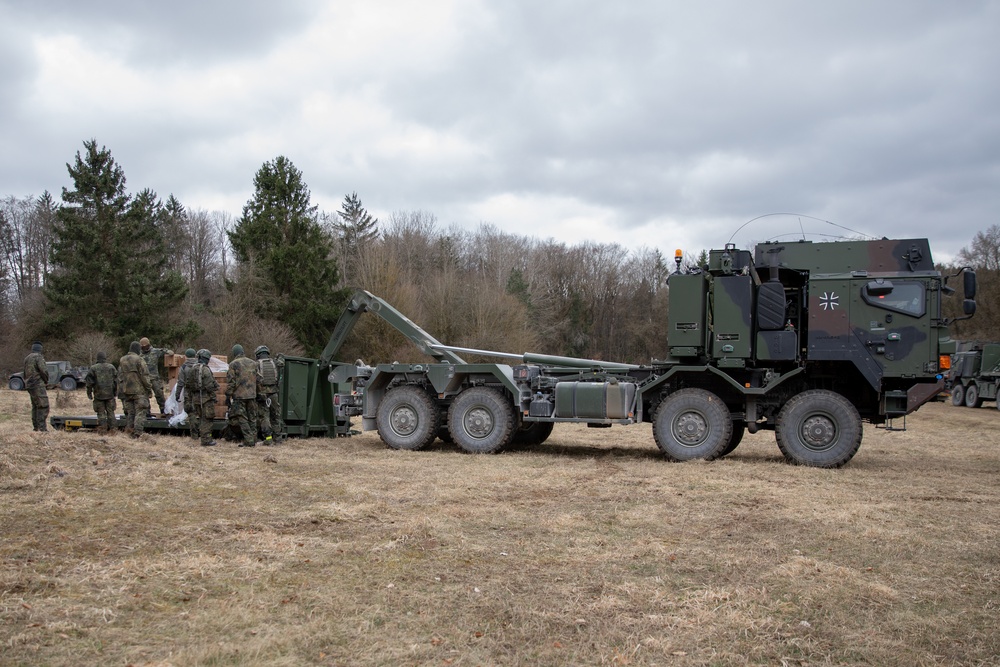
[949,342,1000,409]
[9,361,88,391]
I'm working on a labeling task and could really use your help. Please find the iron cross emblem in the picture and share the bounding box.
[819,291,839,311]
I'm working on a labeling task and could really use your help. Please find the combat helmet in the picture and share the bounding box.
[255,345,270,358]
[196,348,212,363]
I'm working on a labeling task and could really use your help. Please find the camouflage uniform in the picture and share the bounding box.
[139,337,174,414]
[189,350,219,446]
[24,343,49,431]
[85,352,118,433]
[225,344,259,447]
[255,346,284,443]
[175,349,199,439]
[119,341,153,437]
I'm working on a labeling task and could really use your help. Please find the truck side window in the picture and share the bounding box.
[862,281,925,317]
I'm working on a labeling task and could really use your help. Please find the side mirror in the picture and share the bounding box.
[964,270,977,299]
[963,299,977,316]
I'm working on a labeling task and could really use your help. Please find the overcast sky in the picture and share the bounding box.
[2,1,997,263]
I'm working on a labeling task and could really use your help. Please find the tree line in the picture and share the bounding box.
[1,139,997,374]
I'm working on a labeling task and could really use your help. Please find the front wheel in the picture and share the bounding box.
[448,387,516,453]
[776,390,862,468]
[951,384,965,406]
[8,376,25,391]
[653,388,732,461]
[376,386,440,450]
[59,376,77,391]
[965,383,983,408]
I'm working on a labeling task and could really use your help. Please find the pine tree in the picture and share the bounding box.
[336,192,379,248]
[333,191,379,279]
[229,156,347,354]
[44,139,193,345]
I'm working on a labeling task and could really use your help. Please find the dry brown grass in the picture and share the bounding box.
[1,389,997,666]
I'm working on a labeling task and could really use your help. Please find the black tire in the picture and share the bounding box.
[951,384,965,407]
[652,388,732,461]
[965,383,983,408]
[8,376,25,391]
[511,421,555,447]
[376,386,440,451]
[59,376,77,391]
[776,390,862,468]
[448,387,516,454]
[718,421,745,458]
[436,426,453,444]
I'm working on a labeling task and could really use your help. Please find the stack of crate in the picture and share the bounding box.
[164,354,230,419]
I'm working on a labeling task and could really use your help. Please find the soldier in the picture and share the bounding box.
[174,348,199,441]
[119,341,153,438]
[225,343,259,447]
[139,336,174,415]
[23,341,49,431]
[190,349,219,447]
[85,351,118,433]
[254,345,284,444]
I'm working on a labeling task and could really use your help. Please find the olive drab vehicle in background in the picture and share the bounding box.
[9,360,88,391]
[322,237,976,468]
[949,342,1000,409]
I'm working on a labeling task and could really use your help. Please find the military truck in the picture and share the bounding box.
[9,361,88,391]
[322,238,976,468]
[949,342,1000,409]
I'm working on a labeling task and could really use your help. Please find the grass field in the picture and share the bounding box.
[1,388,997,666]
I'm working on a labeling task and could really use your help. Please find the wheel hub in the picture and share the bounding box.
[390,405,418,436]
[673,411,707,447]
[464,407,495,439]
[801,415,836,450]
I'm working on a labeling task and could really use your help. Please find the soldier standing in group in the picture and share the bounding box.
[139,337,174,415]
[190,349,219,447]
[85,351,118,433]
[225,343,259,447]
[254,345,284,444]
[119,341,153,438]
[175,348,199,441]
[24,341,49,432]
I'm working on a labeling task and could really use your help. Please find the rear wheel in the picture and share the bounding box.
[59,376,77,391]
[511,421,554,447]
[8,376,25,391]
[717,421,745,458]
[653,388,732,461]
[951,384,965,406]
[776,390,862,468]
[965,383,983,408]
[376,386,440,450]
[448,387,516,454]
